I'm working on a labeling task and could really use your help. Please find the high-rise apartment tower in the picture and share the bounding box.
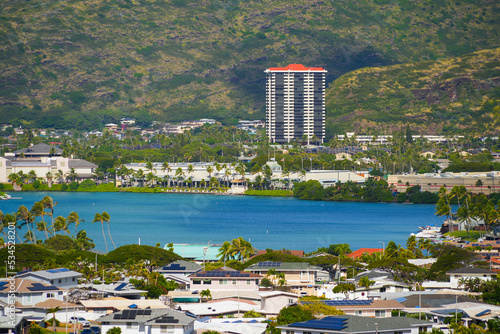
[265,64,326,144]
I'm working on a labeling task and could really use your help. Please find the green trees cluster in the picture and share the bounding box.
[436,186,500,236]
[217,237,256,261]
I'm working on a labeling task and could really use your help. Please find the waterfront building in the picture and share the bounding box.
[265,64,326,144]
[387,171,500,195]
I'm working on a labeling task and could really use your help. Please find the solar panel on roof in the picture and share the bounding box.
[113,314,122,319]
[115,283,128,291]
[27,283,59,291]
[144,310,152,315]
[0,282,8,287]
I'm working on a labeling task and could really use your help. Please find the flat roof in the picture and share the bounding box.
[267,64,326,72]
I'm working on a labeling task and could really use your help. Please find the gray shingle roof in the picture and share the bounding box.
[246,262,321,271]
[156,260,203,273]
[68,159,98,168]
[16,268,82,280]
[280,315,432,333]
[398,294,481,308]
[99,309,196,326]
[447,267,496,275]
[14,143,63,156]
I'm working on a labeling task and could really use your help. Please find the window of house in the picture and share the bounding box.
[25,295,32,304]
[375,310,386,318]
[418,327,428,333]
[232,279,237,285]
[58,279,62,283]
[126,323,134,329]
[45,293,55,299]
[355,310,363,316]
[219,279,227,285]
[72,278,76,281]
[288,299,294,304]
[203,279,211,285]
[246,280,251,285]
[193,279,201,285]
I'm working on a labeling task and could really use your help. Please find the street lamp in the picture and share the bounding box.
[379,241,385,256]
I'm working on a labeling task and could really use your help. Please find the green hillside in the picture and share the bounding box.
[0,0,499,131]
[325,48,500,136]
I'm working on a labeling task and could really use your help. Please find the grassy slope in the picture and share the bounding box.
[326,48,500,135]
[0,0,498,130]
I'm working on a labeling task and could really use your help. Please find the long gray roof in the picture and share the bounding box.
[279,314,432,333]
[155,260,203,273]
[446,267,496,275]
[14,143,63,156]
[16,268,82,280]
[99,309,196,326]
[68,159,98,168]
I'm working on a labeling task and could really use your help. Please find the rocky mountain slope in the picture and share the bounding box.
[0,0,498,132]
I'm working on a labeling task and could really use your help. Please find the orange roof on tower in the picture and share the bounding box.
[267,64,326,71]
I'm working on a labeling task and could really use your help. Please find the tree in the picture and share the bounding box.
[332,283,355,299]
[358,276,375,298]
[101,211,116,249]
[92,213,108,253]
[46,306,62,332]
[66,211,84,237]
[16,205,36,244]
[106,327,122,334]
[217,241,233,262]
[200,289,212,302]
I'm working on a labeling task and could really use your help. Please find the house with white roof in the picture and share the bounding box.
[16,268,82,289]
[446,267,497,289]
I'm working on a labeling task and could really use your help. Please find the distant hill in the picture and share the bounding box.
[0,0,499,132]
[325,48,500,136]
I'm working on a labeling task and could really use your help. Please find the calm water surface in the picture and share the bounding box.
[0,192,443,252]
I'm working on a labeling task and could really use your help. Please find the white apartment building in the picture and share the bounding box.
[265,64,326,144]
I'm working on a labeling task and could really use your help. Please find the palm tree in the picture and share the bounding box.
[46,171,53,187]
[206,165,214,179]
[54,216,70,235]
[101,211,116,250]
[31,201,50,240]
[162,162,172,186]
[66,211,84,237]
[175,167,184,187]
[200,289,212,302]
[16,205,36,244]
[46,306,62,332]
[42,196,57,237]
[217,241,233,262]
[93,213,108,253]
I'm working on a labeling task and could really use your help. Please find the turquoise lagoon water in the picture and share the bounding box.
[0,192,443,252]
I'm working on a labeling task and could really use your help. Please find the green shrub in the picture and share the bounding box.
[79,179,96,190]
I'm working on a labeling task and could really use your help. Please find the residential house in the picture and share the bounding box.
[245,261,323,295]
[154,260,203,290]
[16,268,82,289]
[258,291,299,317]
[178,298,260,317]
[277,315,433,334]
[188,268,262,292]
[83,282,147,299]
[99,308,197,334]
[446,268,496,289]
[299,300,404,318]
[347,248,384,260]
[80,298,168,321]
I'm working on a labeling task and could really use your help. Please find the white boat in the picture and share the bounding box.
[411,225,442,239]
[0,193,11,200]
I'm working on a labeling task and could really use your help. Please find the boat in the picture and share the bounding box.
[0,192,11,200]
[411,225,443,239]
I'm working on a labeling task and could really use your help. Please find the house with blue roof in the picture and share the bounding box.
[16,268,82,289]
[154,260,203,290]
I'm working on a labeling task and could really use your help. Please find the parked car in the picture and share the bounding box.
[81,329,93,334]
[69,317,90,327]
[90,326,101,334]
